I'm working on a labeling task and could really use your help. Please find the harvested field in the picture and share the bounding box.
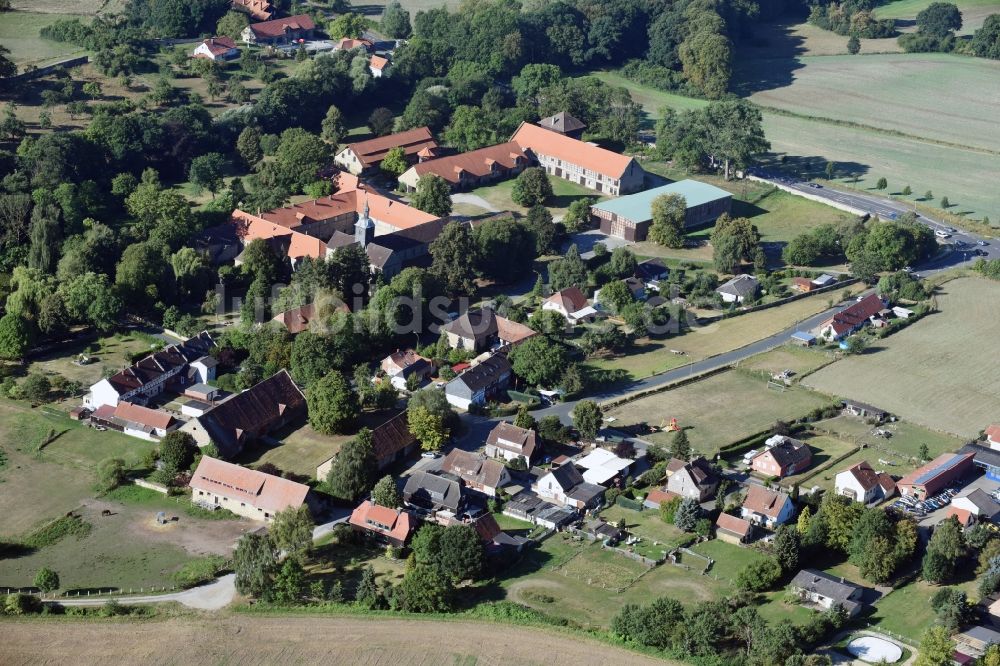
[741,54,1000,154]
[606,369,832,456]
[739,345,834,378]
[805,277,1000,439]
[0,614,675,665]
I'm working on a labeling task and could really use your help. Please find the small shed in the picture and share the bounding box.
[790,331,816,347]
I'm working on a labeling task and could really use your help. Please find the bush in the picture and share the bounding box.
[735,557,783,592]
[173,555,227,588]
[21,515,92,549]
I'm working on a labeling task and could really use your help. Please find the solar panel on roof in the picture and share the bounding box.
[913,454,967,485]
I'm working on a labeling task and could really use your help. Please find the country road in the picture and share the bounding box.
[47,574,236,611]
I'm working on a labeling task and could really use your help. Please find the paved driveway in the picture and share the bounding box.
[51,574,237,611]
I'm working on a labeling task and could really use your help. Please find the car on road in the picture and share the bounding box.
[807,183,822,189]
[978,240,989,246]
[945,227,957,233]
[421,451,441,459]
[935,230,951,238]
[903,266,913,273]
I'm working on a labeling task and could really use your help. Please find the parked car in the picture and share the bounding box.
[978,240,989,246]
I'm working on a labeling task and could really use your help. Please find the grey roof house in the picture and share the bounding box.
[665,457,720,502]
[716,275,760,304]
[538,111,587,139]
[444,353,512,410]
[403,470,463,514]
[789,569,865,617]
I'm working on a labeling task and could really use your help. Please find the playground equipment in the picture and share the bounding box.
[660,418,681,432]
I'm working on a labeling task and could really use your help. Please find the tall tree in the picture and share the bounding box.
[511,167,552,207]
[704,100,770,180]
[649,193,687,248]
[572,400,602,440]
[269,505,314,556]
[371,475,402,508]
[381,1,412,38]
[307,370,358,435]
[325,428,377,501]
[321,104,346,145]
[670,429,691,460]
[233,532,277,599]
[548,244,588,292]
[411,174,452,217]
[430,221,478,296]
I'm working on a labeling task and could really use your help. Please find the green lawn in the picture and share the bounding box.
[812,415,966,462]
[739,345,834,379]
[0,11,89,68]
[469,174,597,217]
[691,539,770,586]
[606,370,833,456]
[870,576,978,642]
[599,504,694,558]
[875,0,1000,33]
[777,434,859,488]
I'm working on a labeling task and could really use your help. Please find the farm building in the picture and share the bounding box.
[241,14,315,45]
[715,513,754,545]
[189,456,312,522]
[511,122,646,196]
[398,141,529,192]
[334,127,438,176]
[90,402,179,441]
[842,400,888,422]
[834,460,896,504]
[441,308,536,352]
[896,452,975,499]
[316,411,418,480]
[589,180,732,242]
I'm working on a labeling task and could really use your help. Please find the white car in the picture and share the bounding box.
[934,229,951,238]
[421,451,440,459]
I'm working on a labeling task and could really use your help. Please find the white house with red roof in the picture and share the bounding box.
[815,293,888,341]
[189,456,312,521]
[192,37,240,61]
[369,54,389,78]
[834,460,896,504]
[741,485,795,529]
[542,287,596,324]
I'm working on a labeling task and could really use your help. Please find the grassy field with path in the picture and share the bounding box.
[605,369,833,455]
[805,277,1000,438]
[0,10,89,67]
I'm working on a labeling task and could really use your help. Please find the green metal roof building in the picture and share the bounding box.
[590,179,733,242]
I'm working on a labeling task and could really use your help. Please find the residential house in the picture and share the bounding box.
[189,456,311,522]
[349,500,414,547]
[986,424,1000,450]
[955,625,1000,660]
[949,488,1000,524]
[511,122,645,196]
[834,460,897,504]
[716,275,760,304]
[241,14,316,46]
[485,422,538,463]
[751,436,813,478]
[715,513,754,545]
[666,457,720,501]
[403,471,464,515]
[533,462,605,510]
[335,37,372,51]
[84,332,215,409]
[381,349,434,390]
[369,54,389,77]
[180,369,306,459]
[316,411,418,480]
[576,448,634,487]
[538,111,586,139]
[231,0,272,21]
[815,293,887,341]
[635,258,669,288]
[444,353,512,410]
[440,449,511,497]
[441,308,536,352]
[741,485,795,529]
[841,400,888,422]
[192,37,240,61]
[90,402,179,441]
[789,569,865,617]
[542,287,596,324]
[334,127,438,176]
[590,180,732,241]
[503,491,577,529]
[398,141,529,192]
[897,452,975,499]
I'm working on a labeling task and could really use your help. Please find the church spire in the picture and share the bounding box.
[355,193,374,247]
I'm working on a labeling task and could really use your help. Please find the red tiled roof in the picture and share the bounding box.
[844,460,881,491]
[190,456,309,514]
[113,402,176,430]
[716,512,753,537]
[338,37,372,50]
[349,500,413,543]
[742,485,790,519]
[511,122,635,180]
[232,0,272,21]
[248,13,315,39]
[823,293,885,335]
[987,424,1000,443]
[408,141,528,186]
[644,488,678,507]
[197,37,238,57]
[545,287,588,313]
[370,55,389,71]
[345,127,436,169]
[945,506,974,526]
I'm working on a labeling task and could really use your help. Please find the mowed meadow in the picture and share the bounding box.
[804,277,1000,439]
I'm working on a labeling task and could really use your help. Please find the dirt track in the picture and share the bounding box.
[1,614,676,665]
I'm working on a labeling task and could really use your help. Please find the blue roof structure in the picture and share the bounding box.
[590,179,733,223]
[791,331,816,342]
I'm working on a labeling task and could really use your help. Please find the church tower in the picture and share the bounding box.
[355,196,375,247]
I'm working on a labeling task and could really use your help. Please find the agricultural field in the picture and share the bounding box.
[875,0,1000,34]
[586,283,864,380]
[0,10,89,68]
[605,370,833,456]
[739,54,1000,154]
[0,615,676,666]
[805,277,1000,439]
[738,19,902,57]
